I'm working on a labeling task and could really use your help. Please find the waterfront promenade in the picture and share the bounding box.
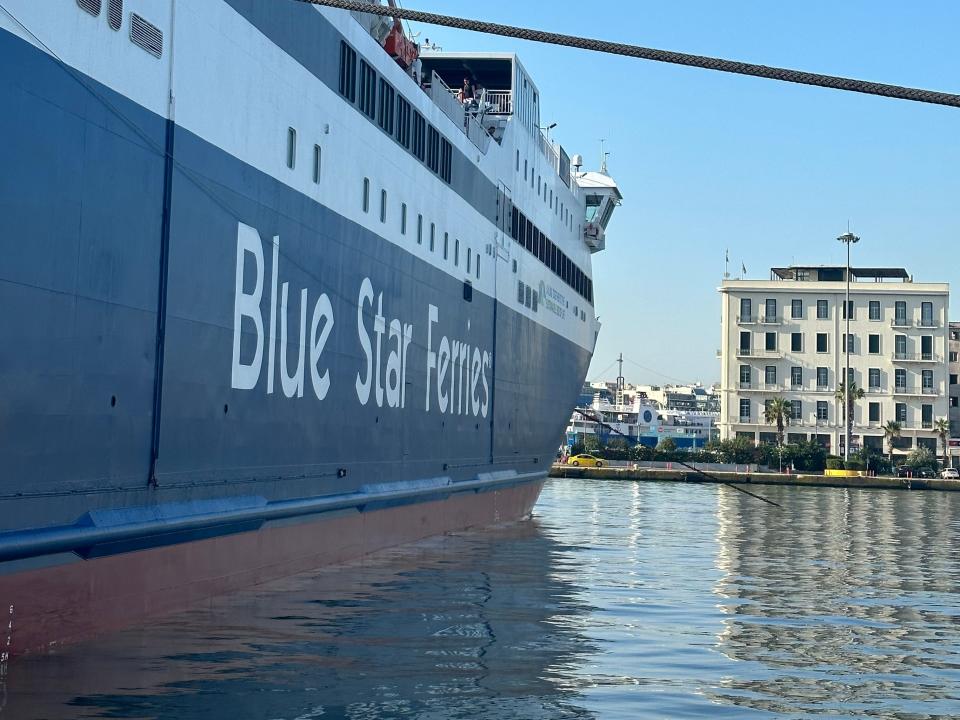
[551,461,960,492]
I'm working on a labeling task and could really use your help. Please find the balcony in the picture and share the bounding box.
[892,352,940,363]
[918,319,939,329]
[737,315,756,324]
[736,348,782,359]
[738,415,751,423]
[892,385,932,396]
[922,420,934,429]
[738,381,753,390]
[922,386,938,395]
[760,315,782,325]
[891,318,912,328]
[867,385,884,393]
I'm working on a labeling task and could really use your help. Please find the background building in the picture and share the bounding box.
[950,322,960,437]
[719,266,949,457]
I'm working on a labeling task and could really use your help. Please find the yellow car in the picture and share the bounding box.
[567,453,604,467]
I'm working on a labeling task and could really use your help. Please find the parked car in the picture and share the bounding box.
[567,453,604,468]
[896,466,935,478]
[941,467,959,479]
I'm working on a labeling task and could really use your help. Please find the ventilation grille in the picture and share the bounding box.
[130,13,163,58]
[77,0,101,16]
[107,0,122,30]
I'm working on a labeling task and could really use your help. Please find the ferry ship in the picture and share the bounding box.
[0,0,621,656]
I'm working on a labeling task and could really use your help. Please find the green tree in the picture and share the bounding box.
[715,436,756,464]
[763,397,792,448]
[657,437,677,453]
[934,417,950,468]
[882,420,902,465]
[835,380,866,446]
[904,445,937,472]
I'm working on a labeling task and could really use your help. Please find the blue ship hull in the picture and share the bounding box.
[0,14,591,655]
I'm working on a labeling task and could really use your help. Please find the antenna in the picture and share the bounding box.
[599,139,605,170]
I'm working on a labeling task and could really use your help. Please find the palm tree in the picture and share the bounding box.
[835,380,866,453]
[763,396,792,448]
[933,417,950,468]
[883,420,902,465]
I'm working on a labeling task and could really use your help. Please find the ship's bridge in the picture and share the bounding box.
[577,170,622,253]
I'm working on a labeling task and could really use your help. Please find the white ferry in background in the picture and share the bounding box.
[0,0,621,656]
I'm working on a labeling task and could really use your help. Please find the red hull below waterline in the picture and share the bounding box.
[0,481,543,658]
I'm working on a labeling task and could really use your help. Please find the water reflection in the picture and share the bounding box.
[2,521,599,720]
[712,486,960,717]
[5,481,960,719]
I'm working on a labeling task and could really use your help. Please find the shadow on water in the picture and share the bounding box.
[4,481,960,719]
[2,519,600,720]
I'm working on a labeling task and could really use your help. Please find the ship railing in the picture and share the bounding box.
[429,72,490,153]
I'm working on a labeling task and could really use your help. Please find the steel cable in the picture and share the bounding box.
[295,0,960,109]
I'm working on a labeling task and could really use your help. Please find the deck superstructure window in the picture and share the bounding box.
[412,112,426,161]
[362,177,370,212]
[439,139,452,183]
[429,223,435,251]
[467,248,472,274]
[443,233,449,260]
[401,203,407,235]
[286,127,296,169]
[77,0,101,17]
[377,78,395,134]
[312,145,322,183]
[380,189,387,223]
[454,239,460,267]
[417,214,423,244]
[339,42,357,102]
[426,126,440,173]
[396,96,411,148]
[130,13,163,57]
[107,0,122,30]
[359,61,376,119]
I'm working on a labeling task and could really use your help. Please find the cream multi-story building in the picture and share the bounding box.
[950,321,960,437]
[719,266,949,457]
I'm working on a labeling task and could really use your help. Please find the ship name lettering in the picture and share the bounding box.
[231,223,334,400]
[425,305,490,418]
[355,277,413,409]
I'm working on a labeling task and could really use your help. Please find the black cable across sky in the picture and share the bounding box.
[294,0,960,109]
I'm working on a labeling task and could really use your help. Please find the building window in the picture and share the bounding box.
[842,300,854,320]
[922,403,934,428]
[868,334,880,354]
[895,368,906,389]
[286,127,296,169]
[951,351,958,363]
[791,333,802,352]
[922,369,934,391]
[739,365,751,385]
[362,177,369,212]
[921,302,934,327]
[791,299,803,319]
[817,401,828,421]
[817,299,828,319]
[896,403,907,423]
[339,41,357,102]
[816,333,828,353]
[416,214,423,244]
[791,366,803,387]
[869,300,881,321]
[895,301,907,325]
[869,402,880,423]
[817,367,828,388]
[842,334,855,354]
[951,373,958,385]
[312,145,322,183]
[895,334,907,358]
[765,332,776,351]
[869,368,880,389]
[400,203,407,235]
[921,335,933,361]
[739,331,751,352]
[765,365,777,385]
[764,299,777,322]
[790,401,802,420]
[739,398,751,421]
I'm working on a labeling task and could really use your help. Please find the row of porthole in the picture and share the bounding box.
[515,150,576,233]
[361,178,481,282]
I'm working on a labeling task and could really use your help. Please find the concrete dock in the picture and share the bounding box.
[550,464,960,492]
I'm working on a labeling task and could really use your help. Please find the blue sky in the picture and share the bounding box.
[411,1,960,385]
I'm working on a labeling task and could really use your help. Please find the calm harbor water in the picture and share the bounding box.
[4,480,960,719]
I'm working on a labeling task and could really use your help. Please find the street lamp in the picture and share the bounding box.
[837,231,860,461]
